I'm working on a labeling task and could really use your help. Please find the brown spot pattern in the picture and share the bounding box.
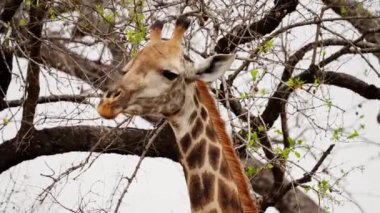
[208,144,221,170]
[202,172,215,204]
[220,157,232,180]
[193,95,199,107]
[189,175,203,210]
[200,107,207,120]
[218,179,241,212]
[191,117,204,139]
[188,172,216,210]
[186,139,206,169]
[180,133,191,153]
[205,124,217,142]
[208,209,218,213]
[189,110,197,124]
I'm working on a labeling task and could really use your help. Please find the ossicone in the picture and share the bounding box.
[171,16,191,44]
[150,20,165,42]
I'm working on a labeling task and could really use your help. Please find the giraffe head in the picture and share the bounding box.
[97,17,235,119]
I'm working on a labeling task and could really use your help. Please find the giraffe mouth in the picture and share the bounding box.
[97,100,123,119]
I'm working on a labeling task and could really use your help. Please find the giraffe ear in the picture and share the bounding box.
[191,54,235,82]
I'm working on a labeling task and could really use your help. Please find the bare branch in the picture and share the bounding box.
[215,0,299,54]
[17,1,46,139]
[0,0,23,32]
[277,144,336,199]
[1,94,97,111]
[114,120,167,213]
[322,0,380,62]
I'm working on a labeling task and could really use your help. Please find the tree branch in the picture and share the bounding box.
[215,0,299,54]
[322,0,380,63]
[300,70,380,100]
[40,41,114,90]
[0,0,23,32]
[0,125,179,174]
[274,144,335,203]
[258,40,380,129]
[0,48,12,107]
[1,94,97,111]
[17,1,46,139]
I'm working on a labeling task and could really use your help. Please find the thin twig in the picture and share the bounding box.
[2,94,99,110]
[113,120,168,212]
[280,144,335,196]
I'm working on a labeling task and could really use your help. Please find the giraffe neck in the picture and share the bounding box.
[168,82,244,213]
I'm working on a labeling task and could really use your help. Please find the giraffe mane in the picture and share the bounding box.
[196,80,258,213]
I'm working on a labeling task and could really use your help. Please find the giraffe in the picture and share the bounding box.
[97,17,258,213]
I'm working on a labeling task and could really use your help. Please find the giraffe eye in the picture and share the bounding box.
[161,69,179,80]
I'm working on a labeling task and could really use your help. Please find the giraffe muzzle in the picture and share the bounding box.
[97,89,125,119]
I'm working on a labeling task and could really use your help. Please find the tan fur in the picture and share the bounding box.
[196,81,258,213]
[150,26,162,43]
[171,26,187,45]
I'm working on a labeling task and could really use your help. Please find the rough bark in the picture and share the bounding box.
[0,125,179,173]
[0,49,12,104]
[18,1,46,138]
[0,0,22,106]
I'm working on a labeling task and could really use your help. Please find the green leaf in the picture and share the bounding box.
[321,50,326,58]
[240,92,248,99]
[282,148,291,159]
[340,7,347,15]
[318,179,330,196]
[275,147,282,154]
[314,76,321,85]
[250,69,258,81]
[266,163,273,169]
[274,128,282,135]
[325,99,333,108]
[48,8,57,20]
[331,127,344,141]
[347,130,359,139]
[104,13,115,24]
[294,151,301,158]
[266,40,274,49]
[245,166,258,178]
[288,137,295,147]
[95,4,102,11]
[297,139,303,145]
[18,19,26,26]
[287,77,304,89]
[257,40,274,53]
[260,88,267,95]
[249,131,258,147]
[303,185,311,193]
[2,118,9,126]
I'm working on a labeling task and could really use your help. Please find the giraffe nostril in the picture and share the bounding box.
[105,91,112,98]
[114,89,122,98]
